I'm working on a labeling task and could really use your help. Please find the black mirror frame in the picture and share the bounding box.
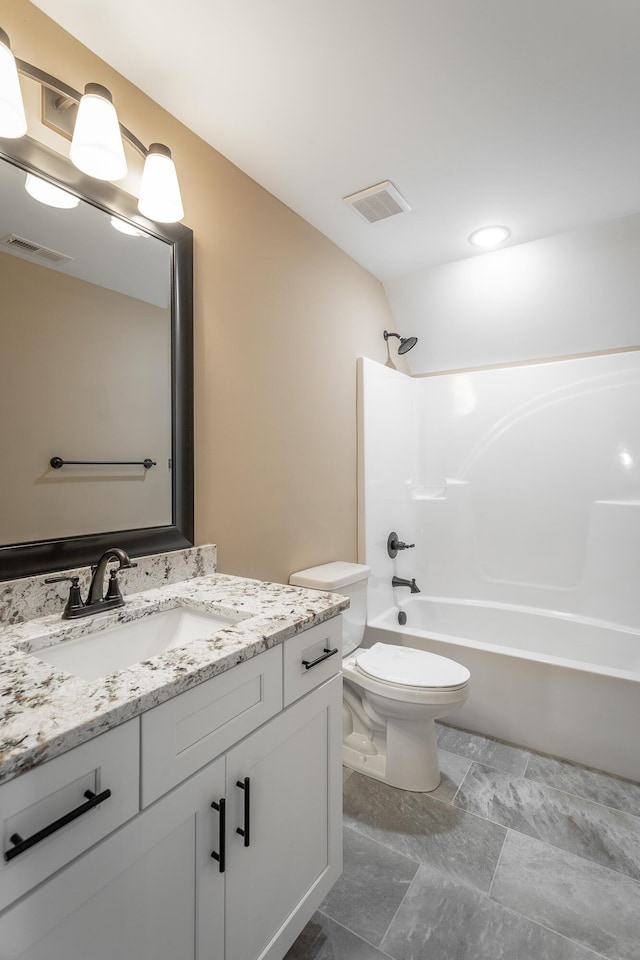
[0,136,194,581]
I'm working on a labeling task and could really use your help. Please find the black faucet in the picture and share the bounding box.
[387,532,415,558]
[87,548,136,606]
[391,575,421,594]
[45,547,137,619]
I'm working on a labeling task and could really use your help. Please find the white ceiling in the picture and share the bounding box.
[29,0,640,281]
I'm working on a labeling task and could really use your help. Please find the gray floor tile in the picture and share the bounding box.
[284,912,392,960]
[491,831,640,960]
[344,771,506,893]
[525,752,640,816]
[381,862,603,960]
[436,722,530,775]
[319,826,418,945]
[343,766,354,784]
[455,762,640,881]
[430,749,472,804]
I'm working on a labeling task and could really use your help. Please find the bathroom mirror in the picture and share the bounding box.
[0,135,193,581]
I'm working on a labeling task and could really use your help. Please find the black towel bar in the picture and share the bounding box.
[50,457,156,469]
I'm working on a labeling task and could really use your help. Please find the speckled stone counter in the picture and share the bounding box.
[0,573,348,786]
[0,543,219,625]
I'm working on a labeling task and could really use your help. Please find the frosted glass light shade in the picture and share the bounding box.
[138,144,184,223]
[70,83,127,181]
[110,216,148,237]
[0,29,27,138]
[25,173,79,209]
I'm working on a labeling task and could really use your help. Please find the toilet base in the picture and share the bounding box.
[343,717,441,792]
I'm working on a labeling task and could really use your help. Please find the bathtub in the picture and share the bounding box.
[365,597,640,780]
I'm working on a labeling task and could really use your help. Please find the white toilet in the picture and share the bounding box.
[289,561,470,792]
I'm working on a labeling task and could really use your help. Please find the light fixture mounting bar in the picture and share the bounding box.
[14,58,148,158]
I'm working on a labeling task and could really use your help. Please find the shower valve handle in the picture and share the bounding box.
[387,532,415,559]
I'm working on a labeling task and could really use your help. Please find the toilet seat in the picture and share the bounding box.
[289,561,471,791]
[355,642,470,691]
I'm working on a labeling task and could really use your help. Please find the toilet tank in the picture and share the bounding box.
[289,561,371,656]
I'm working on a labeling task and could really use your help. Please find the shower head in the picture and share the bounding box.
[398,336,418,354]
[384,330,418,355]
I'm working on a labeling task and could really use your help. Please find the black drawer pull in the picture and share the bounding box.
[235,777,250,847]
[210,797,226,872]
[4,788,112,863]
[302,647,339,671]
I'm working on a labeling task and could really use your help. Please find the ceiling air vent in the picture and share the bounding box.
[343,180,411,223]
[0,234,73,265]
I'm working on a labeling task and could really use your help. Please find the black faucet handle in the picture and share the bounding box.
[387,532,416,558]
[105,569,124,603]
[44,575,85,618]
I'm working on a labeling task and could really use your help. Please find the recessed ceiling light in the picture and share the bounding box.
[468,225,511,248]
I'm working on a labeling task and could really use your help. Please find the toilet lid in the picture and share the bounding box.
[355,643,470,689]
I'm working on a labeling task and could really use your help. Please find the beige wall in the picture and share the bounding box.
[0,250,171,544]
[2,0,395,583]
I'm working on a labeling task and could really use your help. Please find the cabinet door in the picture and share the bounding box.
[224,675,342,960]
[0,756,226,960]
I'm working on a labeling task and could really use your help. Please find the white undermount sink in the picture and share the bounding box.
[32,606,244,681]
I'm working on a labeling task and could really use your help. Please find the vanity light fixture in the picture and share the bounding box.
[468,225,511,248]
[0,28,184,223]
[25,172,80,209]
[0,28,27,138]
[138,143,184,223]
[70,84,127,182]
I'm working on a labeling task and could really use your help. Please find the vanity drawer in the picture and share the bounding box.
[283,616,342,706]
[141,645,283,806]
[0,718,140,912]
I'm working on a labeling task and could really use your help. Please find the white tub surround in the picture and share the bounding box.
[358,355,640,780]
[0,572,348,785]
[358,354,640,629]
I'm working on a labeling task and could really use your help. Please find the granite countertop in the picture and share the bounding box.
[0,573,348,786]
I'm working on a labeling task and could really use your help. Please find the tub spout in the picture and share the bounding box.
[392,576,420,594]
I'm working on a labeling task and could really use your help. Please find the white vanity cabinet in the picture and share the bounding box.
[1,755,227,960]
[0,616,343,960]
[224,674,341,960]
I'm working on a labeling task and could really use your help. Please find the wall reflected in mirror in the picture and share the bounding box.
[0,155,173,547]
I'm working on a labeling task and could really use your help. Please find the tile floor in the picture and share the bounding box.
[285,723,640,960]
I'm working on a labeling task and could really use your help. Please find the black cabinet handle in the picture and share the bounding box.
[210,797,225,872]
[4,788,111,863]
[235,777,250,847]
[302,647,339,671]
